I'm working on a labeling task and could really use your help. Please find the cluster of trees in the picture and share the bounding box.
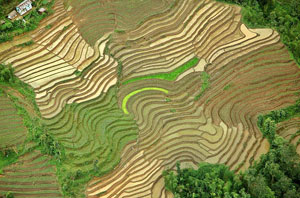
[0,0,20,17]
[217,0,300,66]
[164,162,250,198]
[0,149,18,175]
[38,132,64,161]
[59,168,90,197]
[0,64,15,83]
[258,99,300,145]
[0,0,55,43]
[4,192,14,198]
[242,136,300,198]
[164,136,300,198]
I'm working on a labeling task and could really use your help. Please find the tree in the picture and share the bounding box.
[0,63,15,83]
[261,117,276,143]
[242,136,300,198]
[5,191,14,198]
[163,162,251,198]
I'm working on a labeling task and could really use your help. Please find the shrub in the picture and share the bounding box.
[0,63,15,83]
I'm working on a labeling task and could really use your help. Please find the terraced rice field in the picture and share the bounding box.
[0,150,62,197]
[0,0,300,197]
[68,0,176,46]
[86,0,300,197]
[43,86,139,176]
[0,95,26,150]
[0,0,118,119]
[277,117,300,154]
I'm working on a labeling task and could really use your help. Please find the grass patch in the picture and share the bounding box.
[117,60,123,79]
[62,24,72,32]
[114,29,125,34]
[165,98,172,102]
[122,57,200,85]
[45,24,52,29]
[16,40,34,47]
[122,87,169,114]
[257,99,300,145]
[74,70,82,77]
[0,150,18,174]
[194,72,210,101]
[170,109,176,113]
[223,83,233,91]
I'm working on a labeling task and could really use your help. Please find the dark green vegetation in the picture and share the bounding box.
[164,100,300,198]
[164,162,251,198]
[240,136,300,198]
[217,0,300,66]
[0,150,18,174]
[0,0,54,43]
[0,0,21,17]
[0,64,15,83]
[258,100,300,145]
[122,57,200,85]
[45,24,52,29]
[16,39,34,47]
[43,86,139,197]
[74,69,82,77]
[223,83,232,91]
[4,192,14,198]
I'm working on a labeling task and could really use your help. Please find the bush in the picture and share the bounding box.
[0,63,15,83]
[5,192,14,198]
[164,162,251,198]
[257,99,300,145]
